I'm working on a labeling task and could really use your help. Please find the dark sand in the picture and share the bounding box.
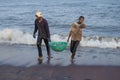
[0,44,120,80]
[0,64,120,80]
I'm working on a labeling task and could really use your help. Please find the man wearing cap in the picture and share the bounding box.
[67,16,86,60]
[33,11,51,60]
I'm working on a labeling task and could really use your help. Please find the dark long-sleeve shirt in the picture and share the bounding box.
[33,18,50,39]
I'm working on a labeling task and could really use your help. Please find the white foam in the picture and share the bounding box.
[0,28,120,48]
[0,28,36,44]
[81,36,120,48]
[51,34,67,42]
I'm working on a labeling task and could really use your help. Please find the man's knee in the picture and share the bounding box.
[71,48,76,53]
[70,49,74,53]
[37,42,41,47]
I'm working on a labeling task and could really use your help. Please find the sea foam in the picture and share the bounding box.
[0,28,120,48]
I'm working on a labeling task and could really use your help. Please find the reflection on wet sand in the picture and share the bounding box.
[0,45,120,67]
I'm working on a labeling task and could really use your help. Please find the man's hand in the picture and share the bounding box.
[33,34,36,38]
[48,38,51,42]
[67,38,69,42]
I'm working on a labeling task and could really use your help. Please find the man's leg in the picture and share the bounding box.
[37,37,43,59]
[44,38,51,58]
[71,41,80,59]
[70,40,74,53]
[70,40,76,59]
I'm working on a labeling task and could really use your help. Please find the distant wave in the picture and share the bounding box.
[0,28,120,48]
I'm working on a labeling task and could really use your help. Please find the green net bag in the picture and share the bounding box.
[49,42,67,52]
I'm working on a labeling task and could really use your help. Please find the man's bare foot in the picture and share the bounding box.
[47,55,53,59]
[71,58,75,64]
[38,57,43,61]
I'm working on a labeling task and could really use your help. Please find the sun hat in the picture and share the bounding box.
[35,11,42,17]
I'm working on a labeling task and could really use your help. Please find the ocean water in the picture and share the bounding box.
[0,0,120,66]
[0,0,120,48]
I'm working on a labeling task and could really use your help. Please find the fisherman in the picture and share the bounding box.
[67,16,86,59]
[33,11,51,61]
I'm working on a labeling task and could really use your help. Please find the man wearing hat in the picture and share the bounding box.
[33,11,51,60]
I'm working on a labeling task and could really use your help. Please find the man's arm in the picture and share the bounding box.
[33,20,38,38]
[67,23,75,42]
[79,24,86,29]
[67,31,72,42]
[44,19,50,40]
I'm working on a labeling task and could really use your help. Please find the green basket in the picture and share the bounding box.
[49,42,67,52]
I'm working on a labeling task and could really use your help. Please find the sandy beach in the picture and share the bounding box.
[0,65,120,80]
[0,44,120,80]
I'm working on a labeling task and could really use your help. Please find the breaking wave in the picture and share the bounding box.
[0,28,120,48]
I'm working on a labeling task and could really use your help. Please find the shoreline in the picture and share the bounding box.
[0,44,120,67]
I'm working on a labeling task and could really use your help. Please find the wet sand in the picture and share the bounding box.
[0,64,120,80]
[0,44,120,80]
[0,44,120,67]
